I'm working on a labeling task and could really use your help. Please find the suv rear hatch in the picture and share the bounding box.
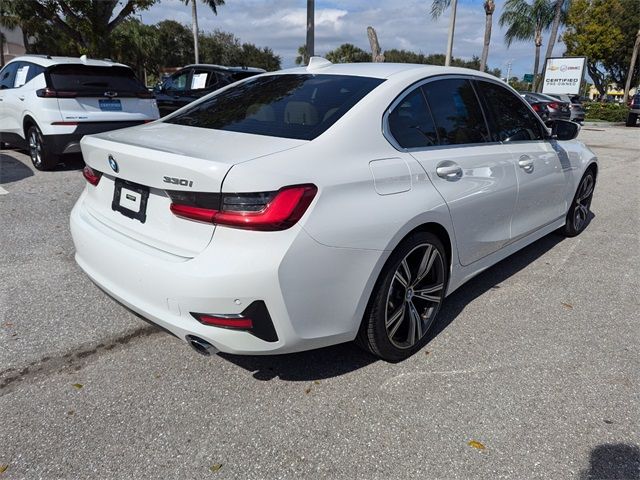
[80,122,306,257]
[46,64,157,122]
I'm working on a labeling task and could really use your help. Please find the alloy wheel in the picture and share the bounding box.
[385,242,445,349]
[573,173,594,231]
[28,129,42,168]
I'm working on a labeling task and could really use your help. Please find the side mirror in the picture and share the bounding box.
[547,119,580,141]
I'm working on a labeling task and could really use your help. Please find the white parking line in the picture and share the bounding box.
[0,186,8,195]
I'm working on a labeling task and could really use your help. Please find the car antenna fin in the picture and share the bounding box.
[80,54,88,64]
[306,57,332,71]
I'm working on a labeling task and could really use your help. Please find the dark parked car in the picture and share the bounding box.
[626,93,640,127]
[548,94,585,123]
[154,64,265,116]
[519,92,572,122]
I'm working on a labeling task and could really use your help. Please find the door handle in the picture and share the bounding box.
[436,163,463,180]
[518,155,534,172]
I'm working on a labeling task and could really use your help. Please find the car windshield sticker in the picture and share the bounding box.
[14,65,29,88]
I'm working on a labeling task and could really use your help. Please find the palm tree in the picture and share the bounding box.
[306,0,314,64]
[480,0,495,71]
[0,2,19,67]
[500,0,555,88]
[544,0,568,63]
[432,0,493,70]
[181,0,225,64]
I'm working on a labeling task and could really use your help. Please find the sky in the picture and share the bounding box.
[139,0,566,78]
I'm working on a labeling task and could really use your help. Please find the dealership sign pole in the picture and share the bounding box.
[541,57,587,95]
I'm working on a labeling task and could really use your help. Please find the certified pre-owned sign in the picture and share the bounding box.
[542,57,587,95]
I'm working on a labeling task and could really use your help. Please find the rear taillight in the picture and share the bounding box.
[548,102,559,109]
[36,88,77,98]
[532,104,540,112]
[168,184,317,231]
[82,166,102,186]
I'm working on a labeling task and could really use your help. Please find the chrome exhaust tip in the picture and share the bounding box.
[186,335,218,356]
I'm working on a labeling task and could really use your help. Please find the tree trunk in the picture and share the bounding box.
[191,0,199,64]
[587,62,606,97]
[305,0,314,64]
[445,0,458,66]
[479,7,493,71]
[623,29,640,104]
[533,29,542,91]
[544,0,564,62]
[0,34,5,68]
[367,26,384,62]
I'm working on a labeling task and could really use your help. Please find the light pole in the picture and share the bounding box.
[305,0,314,64]
[444,0,458,66]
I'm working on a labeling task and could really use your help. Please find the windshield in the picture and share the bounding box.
[165,74,385,140]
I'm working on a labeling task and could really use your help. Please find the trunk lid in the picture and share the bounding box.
[80,123,306,257]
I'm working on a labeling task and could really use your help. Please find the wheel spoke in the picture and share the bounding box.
[388,305,406,338]
[400,259,412,285]
[578,177,593,202]
[413,283,443,303]
[386,304,405,328]
[407,301,422,345]
[394,270,408,288]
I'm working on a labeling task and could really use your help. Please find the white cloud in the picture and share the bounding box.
[139,0,567,78]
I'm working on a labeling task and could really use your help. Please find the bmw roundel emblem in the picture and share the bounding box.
[108,155,119,173]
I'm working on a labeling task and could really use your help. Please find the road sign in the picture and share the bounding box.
[541,57,587,95]
[523,74,534,83]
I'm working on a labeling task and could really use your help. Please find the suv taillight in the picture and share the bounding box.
[36,88,77,98]
[168,185,317,231]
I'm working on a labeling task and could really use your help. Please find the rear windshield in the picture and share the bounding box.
[47,65,147,95]
[165,74,385,140]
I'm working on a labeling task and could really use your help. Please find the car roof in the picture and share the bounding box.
[6,55,129,69]
[183,64,266,73]
[276,57,503,82]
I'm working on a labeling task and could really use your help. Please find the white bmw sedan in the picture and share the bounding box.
[70,59,597,361]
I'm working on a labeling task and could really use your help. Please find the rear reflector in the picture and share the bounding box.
[194,314,254,329]
[168,184,317,231]
[52,121,79,126]
[191,301,278,342]
[82,166,102,186]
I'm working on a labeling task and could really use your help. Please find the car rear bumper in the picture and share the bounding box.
[46,121,149,156]
[70,190,377,355]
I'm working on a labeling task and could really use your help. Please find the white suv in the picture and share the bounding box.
[0,55,159,170]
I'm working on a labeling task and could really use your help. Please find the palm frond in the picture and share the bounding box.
[430,0,452,20]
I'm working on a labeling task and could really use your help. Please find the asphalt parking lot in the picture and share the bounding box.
[1,126,639,479]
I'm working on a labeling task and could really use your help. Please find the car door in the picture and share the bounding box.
[387,77,518,266]
[475,80,569,241]
[4,62,34,137]
[158,68,192,115]
[0,62,19,134]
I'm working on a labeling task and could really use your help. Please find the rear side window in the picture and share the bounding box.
[476,81,545,142]
[0,63,18,89]
[166,74,385,141]
[422,79,489,145]
[47,65,146,96]
[388,88,437,148]
[191,69,219,90]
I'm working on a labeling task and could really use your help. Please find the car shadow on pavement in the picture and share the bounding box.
[0,152,34,184]
[54,153,85,171]
[220,231,573,382]
[579,443,640,480]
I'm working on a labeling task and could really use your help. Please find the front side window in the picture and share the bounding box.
[388,88,437,148]
[166,74,384,141]
[476,81,545,142]
[422,79,489,145]
[164,71,189,92]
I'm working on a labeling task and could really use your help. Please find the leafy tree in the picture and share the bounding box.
[7,0,157,57]
[499,0,555,86]
[324,43,370,63]
[563,0,640,96]
[431,0,496,72]
[295,45,307,65]
[180,0,224,63]
[383,49,485,70]
[111,19,159,84]
[198,30,280,71]
[155,20,193,68]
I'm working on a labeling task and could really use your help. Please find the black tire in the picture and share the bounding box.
[357,231,448,362]
[27,124,59,170]
[626,112,638,127]
[560,169,595,237]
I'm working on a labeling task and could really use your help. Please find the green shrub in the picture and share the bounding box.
[584,102,630,122]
